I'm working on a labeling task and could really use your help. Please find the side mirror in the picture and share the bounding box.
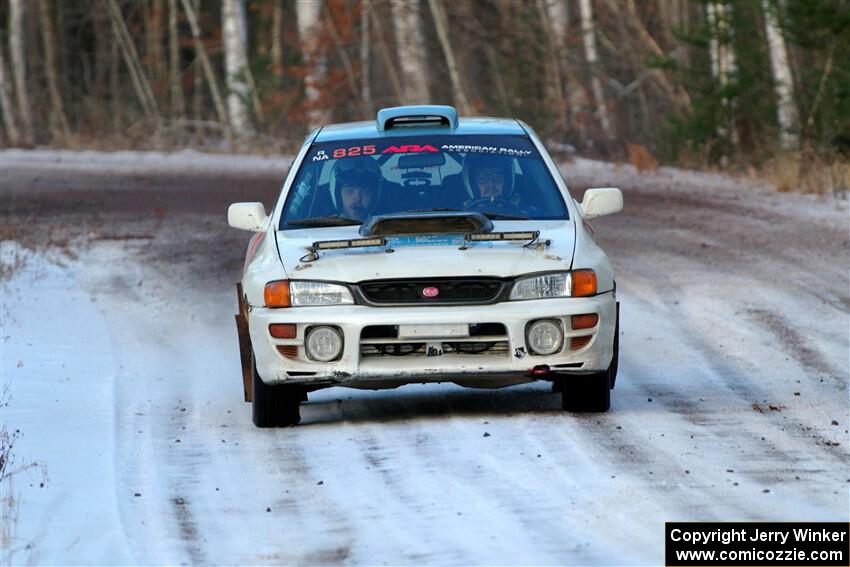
[580,188,623,218]
[228,202,268,231]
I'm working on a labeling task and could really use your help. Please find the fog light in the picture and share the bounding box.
[526,319,563,355]
[305,326,343,362]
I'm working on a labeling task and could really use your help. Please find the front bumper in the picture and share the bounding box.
[248,292,616,388]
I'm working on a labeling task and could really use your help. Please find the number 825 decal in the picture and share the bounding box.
[332,145,376,158]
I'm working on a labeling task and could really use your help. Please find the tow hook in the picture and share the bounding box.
[530,364,551,376]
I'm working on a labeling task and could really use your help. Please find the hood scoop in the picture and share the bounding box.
[359,211,493,237]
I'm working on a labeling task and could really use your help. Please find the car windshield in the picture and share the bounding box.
[279,134,569,229]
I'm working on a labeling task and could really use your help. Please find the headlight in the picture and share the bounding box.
[264,280,354,307]
[509,270,597,300]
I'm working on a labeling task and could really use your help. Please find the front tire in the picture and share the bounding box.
[252,357,304,427]
[560,307,618,412]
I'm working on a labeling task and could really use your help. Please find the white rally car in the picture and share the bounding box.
[229,105,623,427]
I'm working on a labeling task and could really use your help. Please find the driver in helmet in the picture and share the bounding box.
[333,158,380,221]
[463,154,516,210]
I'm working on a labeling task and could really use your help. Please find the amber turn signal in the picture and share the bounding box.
[264,281,291,307]
[571,270,597,297]
[276,345,298,359]
[269,324,297,339]
[571,313,599,330]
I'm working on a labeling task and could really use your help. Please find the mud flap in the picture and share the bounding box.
[610,301,620,389]
[235,283,253,402]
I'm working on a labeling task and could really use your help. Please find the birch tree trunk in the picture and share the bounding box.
[579,0,612,137]
[762,0,799,149]
[223,0,253,137]
[707,1,720,79]
[37,0,71,141]
[296,0,328,129]
[391,0,429,104]
[8,0,33,144]
[707,0,738,145]
[0,43,20,143]
[168,0,184,117]
[428,0,472,115]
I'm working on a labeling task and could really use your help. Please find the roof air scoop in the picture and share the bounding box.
[377,105,459,131]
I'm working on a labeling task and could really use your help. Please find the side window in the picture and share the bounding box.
[286,166,319,220]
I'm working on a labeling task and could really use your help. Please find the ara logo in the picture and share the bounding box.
[381,144,439,154]
[421,286,440,298]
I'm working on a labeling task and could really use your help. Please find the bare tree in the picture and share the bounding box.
[223,0,253,137]
[391,0,429,104]
[762,0,799,149]
[147,0,167,92]
[107,0,159,120]
[579,0,612,137]
[296,0,328,128]
[180,0,233,141]
[37,0,71,141]
[327,7,370,118]
[0,43,20,144]
[360,0,372,114]
[7,0,33,144]
[368,3,404,105]
[620,0,692,115]
[271,0,284,83]
[168,0,184,117]
[536,0,567,127]
[428,0,472,115]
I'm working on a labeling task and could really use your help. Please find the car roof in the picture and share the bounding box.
[314,116,528,143]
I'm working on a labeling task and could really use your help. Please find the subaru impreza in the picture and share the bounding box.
[229,105,623,427]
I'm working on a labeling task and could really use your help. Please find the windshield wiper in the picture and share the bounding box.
[400,208,463,213]
[288,215,362,227]
[481,212,530,220]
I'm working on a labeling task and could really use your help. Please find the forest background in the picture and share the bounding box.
[1,0,848,193]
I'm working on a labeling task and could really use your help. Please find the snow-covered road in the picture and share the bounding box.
[2,151,848,565]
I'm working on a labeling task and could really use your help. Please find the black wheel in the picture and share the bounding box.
[252,357,304,428]
[560,310,618,412]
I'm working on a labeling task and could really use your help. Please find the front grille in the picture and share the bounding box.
[360,340,510,358]
[359,323,510,358]
[357,278,506,305]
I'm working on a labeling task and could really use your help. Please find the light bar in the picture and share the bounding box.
[313,236,386,251]
[466,231,539,242]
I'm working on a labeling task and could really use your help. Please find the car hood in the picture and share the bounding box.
[274,220,576,281]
